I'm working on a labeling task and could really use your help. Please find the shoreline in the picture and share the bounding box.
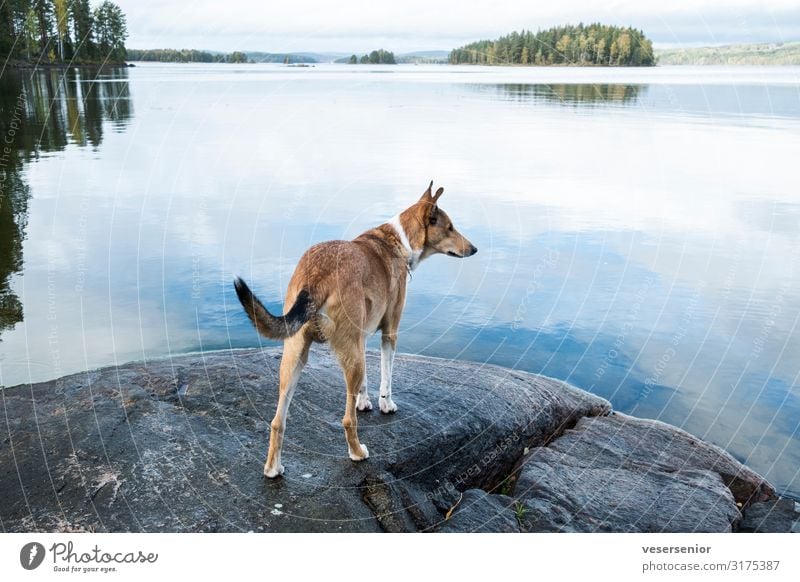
[5,60,132,70]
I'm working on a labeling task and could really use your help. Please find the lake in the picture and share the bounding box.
[1,63,798,498]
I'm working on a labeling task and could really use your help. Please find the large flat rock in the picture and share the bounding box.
[506,413,774,532]
[0,348,610,532]
[442,412,776,533]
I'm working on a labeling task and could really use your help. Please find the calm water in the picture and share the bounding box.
[1,63,798,497]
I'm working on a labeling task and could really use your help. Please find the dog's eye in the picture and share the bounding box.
[429,216,437,225]
[448,224,454,232]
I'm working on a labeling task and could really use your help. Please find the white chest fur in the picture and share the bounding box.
[387,214,422,271]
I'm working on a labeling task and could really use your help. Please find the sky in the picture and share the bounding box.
[115,0,800,53]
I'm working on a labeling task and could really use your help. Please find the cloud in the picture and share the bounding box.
[116,0,800,51]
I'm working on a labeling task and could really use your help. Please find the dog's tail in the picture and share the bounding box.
[233,277,315,340]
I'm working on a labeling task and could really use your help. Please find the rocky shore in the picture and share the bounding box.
[1,348,796,532]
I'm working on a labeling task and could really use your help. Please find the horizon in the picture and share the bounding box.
[123,40,800,56]
[115,0,800,53]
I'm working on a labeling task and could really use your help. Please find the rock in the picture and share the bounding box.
[516,450,741,532]
[0,348,609,532]
[739,498,800,533]
[0,348,781,533]
[512,413,774,533]
[437,490,520,533]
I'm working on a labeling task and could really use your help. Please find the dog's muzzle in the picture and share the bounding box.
[447,246,478,258]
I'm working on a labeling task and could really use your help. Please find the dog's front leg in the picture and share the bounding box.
[356,341,373,411]
[379,334,398,414]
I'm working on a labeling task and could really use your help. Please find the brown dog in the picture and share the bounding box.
[234,182,477,477]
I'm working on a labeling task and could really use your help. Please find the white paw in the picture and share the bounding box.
[380,397,398,414]
[356,393,373,411]
[264,463,285,478]
[348,444,369,461]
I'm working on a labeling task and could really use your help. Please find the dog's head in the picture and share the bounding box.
[403,181,477,264]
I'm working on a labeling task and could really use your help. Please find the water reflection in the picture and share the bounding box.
[486,82,644,105]
[0,67,132,340]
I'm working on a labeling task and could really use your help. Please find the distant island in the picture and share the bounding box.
[656,42,800,65]
[337,49,397,64]
[449,24,655,66]
[1,0,128,66]
[127,48,248,63]
[246,52,316,64]
[396,51,450,64]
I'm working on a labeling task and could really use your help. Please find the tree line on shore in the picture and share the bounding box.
[126,49,248,63]
[338,49,396,64]
[1,0,128,64]
[449,24,655,66]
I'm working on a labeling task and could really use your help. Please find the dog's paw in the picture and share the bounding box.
[264,463,285,478]
[348,444,369,461]
[356,393,373,411]
[380,397,398,414]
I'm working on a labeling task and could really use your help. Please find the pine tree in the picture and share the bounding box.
[93,1,127,62]
[32,0,54,59]
[53,0,68,60]
[70,0,95,61]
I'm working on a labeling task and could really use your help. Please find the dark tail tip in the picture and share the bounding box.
[233,275,247,291]
[233,276,253,305]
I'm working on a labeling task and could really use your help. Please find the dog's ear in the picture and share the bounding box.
[429,204,439,225]
[432,186,444,204]
[419,180,434,201]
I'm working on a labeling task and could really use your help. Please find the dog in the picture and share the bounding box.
[234,182,477,478]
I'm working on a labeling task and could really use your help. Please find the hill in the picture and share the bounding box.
[397,50,450,64]
[244,51,319,63]
[656,42,800,65]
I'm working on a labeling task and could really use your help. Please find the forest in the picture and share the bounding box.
[126,49,249,63]
[449,24,655,66]
[0,0,128,65]
[340,49,397,64]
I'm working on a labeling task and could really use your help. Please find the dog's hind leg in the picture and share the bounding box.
[356,339,373,411]
[333,338,370,461]
[264,333,310,478]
